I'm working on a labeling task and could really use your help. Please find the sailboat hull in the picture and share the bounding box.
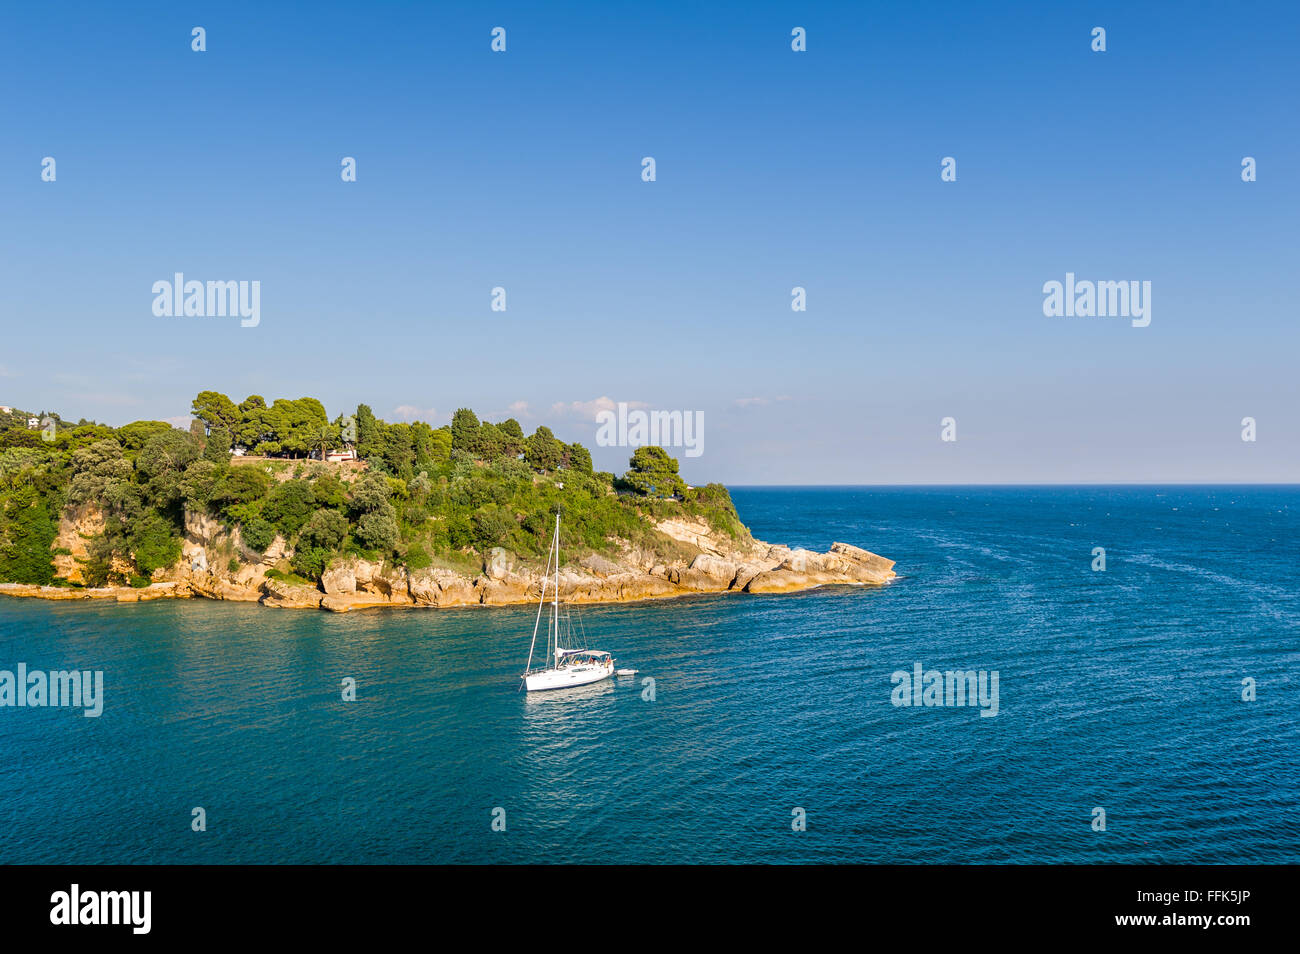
[524,662,615,692]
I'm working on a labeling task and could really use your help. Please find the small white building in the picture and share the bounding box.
[0,406,12,414]
[27,417,40,429]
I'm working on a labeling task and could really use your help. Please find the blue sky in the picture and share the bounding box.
[2,1,1296,483]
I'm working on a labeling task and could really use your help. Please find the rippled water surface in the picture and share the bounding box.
[0,487,1296,863]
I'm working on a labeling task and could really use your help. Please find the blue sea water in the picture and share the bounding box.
[0,486,1296,864]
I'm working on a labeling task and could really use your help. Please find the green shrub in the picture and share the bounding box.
[265,567,313,586]
[264,479,314,537]
[404,544,432,570]
[471,505,517,551]
[212,466,271,520]
[291,546,332,581]
[299,509,348,552]
[128,513,182,576]
[444,513,473,550]
[355,512,399,553]
[241,517,276,554]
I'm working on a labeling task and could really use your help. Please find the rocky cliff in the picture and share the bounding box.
[1,511,896,613]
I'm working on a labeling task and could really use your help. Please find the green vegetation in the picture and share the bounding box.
[621,445,687,498]
[0,392,745,588]
[0,485,57,585]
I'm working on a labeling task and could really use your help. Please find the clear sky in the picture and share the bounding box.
[2,1,1296,484]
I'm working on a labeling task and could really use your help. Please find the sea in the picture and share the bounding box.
[0,486,1296,864]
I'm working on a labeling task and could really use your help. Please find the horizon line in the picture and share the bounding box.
[724,482,1300,488]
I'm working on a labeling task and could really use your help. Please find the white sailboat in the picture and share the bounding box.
[521,511,616,692]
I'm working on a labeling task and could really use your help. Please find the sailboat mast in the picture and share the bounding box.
[523,517,552,677]
[553,511,561,658]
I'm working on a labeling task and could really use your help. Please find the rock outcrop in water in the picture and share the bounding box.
[0,514,896,613]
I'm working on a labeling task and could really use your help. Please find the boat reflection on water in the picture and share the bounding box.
[521,677,617,707]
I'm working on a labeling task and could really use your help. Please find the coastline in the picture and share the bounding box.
[0,537,897,613]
